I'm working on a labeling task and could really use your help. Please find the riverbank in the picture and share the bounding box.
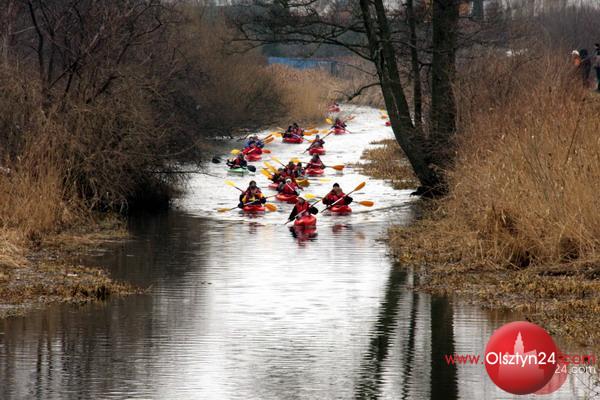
[0,217,139,318]
[362,103,600,353]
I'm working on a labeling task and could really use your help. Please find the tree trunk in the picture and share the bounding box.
[406,0,423,131]
[359,0,443,194]
[429,0,459,192]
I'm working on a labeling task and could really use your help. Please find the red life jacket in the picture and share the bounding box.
[307,160,324,169]
[281,182,299,195]
[310,139,324,148]
[243,145,262,155]
[324,190,345,204]
[294,201,309,215]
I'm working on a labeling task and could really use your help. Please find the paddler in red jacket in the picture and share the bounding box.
[323,183,353,206]
[306,154,325,170]
[288,196,318,221]
[238,180,266,208]
[309,135,325,149]
[278,178,301,196]
[332,118,346,130]
[283,161,297,178]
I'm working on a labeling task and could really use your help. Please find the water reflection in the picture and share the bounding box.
[0,213,593,399]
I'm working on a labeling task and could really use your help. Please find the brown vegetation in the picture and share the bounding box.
[356,139,419,190]
[382,52,600,348]
[0,2,332,316]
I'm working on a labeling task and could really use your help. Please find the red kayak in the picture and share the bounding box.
[245,153,262,161]
[308,147,325,155]
[305,167,324,176]
[330,204,352,214]
[294,214,317,228]
[268,182,279,190]
[283,136,304,144]
[385,121,391,126]
[242,204,265,213]
[334,127,346,135]
[276,193,298,203]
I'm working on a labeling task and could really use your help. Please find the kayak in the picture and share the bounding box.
[242,204,265,213]
[244,153,262,162]
[294,214,317,228]
[227,167,247,174]
[308,147,325,155]
[276,193,298,203]
[268,182,279,190]
[305,167,324,176]
[330,204,352,214]
[283,136,304,144]
[334,127,346,135]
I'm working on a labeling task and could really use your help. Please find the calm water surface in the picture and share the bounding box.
[0,107,594,399]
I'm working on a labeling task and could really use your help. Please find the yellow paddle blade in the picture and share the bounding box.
[230,149,241,155]
[320,129,329,134]
[297,179,310,187]
[265,203,277,212]
[354,181,366,192]
[225,180,237,187]
[331,164,345,171]
[264,162,276,173]
[261,169,272,179]
[264,137,274,144]
[318,178,331,183]
[262,149,271,154]
[276,127,285,131]
[359,200,374,207]
[304,131,315,136]
[271,156,283,166]
[325,118,333,124]
[217,207,232,213]
[303,193,317,200]
[307,126,315,130]
[272,132,282,137]
[291,158,300,164]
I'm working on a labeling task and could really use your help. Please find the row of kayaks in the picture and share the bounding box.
[242,202,351,216]
[282,128,346,144]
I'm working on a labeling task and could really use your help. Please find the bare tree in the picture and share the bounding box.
[233,0,461,195]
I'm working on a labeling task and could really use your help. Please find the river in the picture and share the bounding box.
[0,106,594,399]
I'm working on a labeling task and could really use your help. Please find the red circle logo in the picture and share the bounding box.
[484,321,559,395]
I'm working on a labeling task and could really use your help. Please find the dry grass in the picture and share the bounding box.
[356,139,419,190]
[376,52,600,349]
[270,65,337,125]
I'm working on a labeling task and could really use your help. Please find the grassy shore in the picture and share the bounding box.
[360,60,600,352]
[0,217,139,318]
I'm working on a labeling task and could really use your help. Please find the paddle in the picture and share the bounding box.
[291,158,344,171]
[297,178,310,187]
[217,200,277,213]
[321,182,366,213]
[264,161,277,173]
[270,156,285,167]
[302,131,334,154]
[261,169,273,179]
[325,118,333,125]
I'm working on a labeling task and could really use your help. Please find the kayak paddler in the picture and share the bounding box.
[288,196,318,221]
[227,153,248,169]
[306,154,324,170]
[278,178,301,196]
[309,135,325,149]
[238,180,266,208]
[323,183,353,206]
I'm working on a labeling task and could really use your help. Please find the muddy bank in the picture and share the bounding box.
[361,140,600,353]
[0,218,139,318]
